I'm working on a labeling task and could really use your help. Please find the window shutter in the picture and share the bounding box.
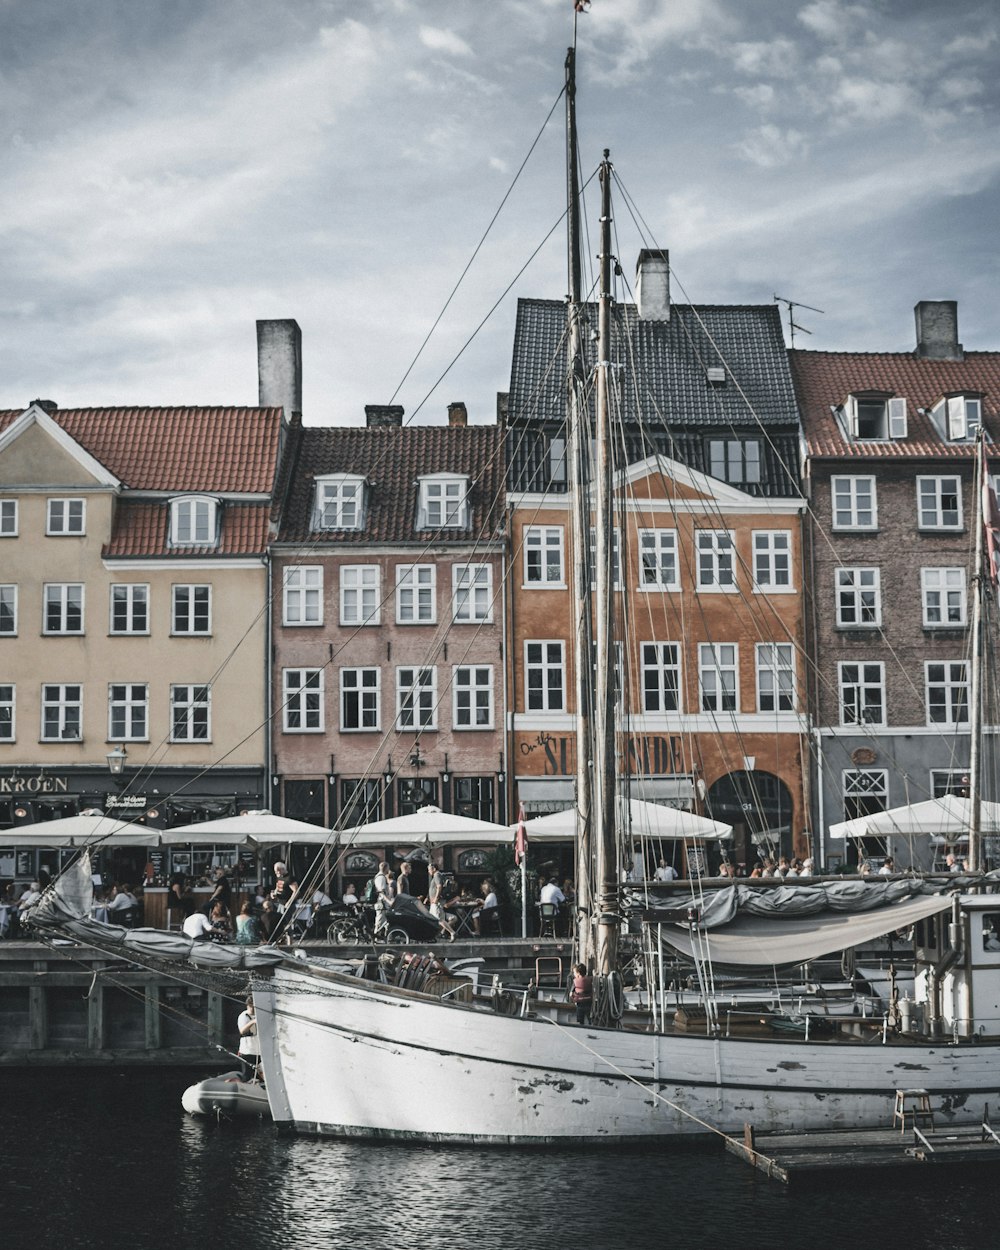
[888,397,908,439]
[844,396,859,438]
[946,396,966,441]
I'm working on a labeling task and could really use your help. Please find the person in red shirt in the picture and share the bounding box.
[570,962,593,1025]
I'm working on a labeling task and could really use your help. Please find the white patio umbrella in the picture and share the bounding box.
[521,798,733,842]
[829,794,1000,841]
[337,805,512,847]
[159,809,333,847]
[0,811,156,848]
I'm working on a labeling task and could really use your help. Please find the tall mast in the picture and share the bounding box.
[593,151,618,976]
[967,434,986,873]
[564,45,595,961]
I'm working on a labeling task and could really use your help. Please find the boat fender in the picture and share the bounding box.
[607,971,624,1020]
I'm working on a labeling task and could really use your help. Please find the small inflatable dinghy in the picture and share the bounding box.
[181,1071,271,1119]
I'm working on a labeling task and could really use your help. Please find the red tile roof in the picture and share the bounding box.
[103,501,271,558]
[790,350,1000,459]
[0,406,283,492]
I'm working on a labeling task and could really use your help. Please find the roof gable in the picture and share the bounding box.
[0,404,120,488]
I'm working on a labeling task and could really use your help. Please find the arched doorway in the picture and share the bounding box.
[706,770,793,870]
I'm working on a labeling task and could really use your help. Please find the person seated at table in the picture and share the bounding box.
[310,886,334,933]
[19,881,43,912]
[235,901,260,945]
[342,881,359,909]
[183,909,214,941]
[208,901,232,941]
[259,898,279,942]
[473,879,499,936]
[108,883,138,913]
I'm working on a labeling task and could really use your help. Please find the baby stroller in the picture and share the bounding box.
[382,894,441,946]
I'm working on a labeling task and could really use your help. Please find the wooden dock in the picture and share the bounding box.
[727,1118,1000,1183]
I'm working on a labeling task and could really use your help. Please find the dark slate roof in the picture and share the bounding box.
[276,424,505,545]
[791,350,1000,459]
[104,501,271,558]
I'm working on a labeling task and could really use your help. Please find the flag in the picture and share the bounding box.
[514,802,527,866]
[984,476,1000,585]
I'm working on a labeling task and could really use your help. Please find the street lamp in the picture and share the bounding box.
[106,744,128,779]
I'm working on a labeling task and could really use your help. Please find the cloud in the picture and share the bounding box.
[727,37,799,77]
[584,0,731,83]
[736,123,808,168]
[797,1,868,43]
[732,83,777,110]
[419,26,474,58]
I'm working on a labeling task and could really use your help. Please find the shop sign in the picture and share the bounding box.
[518,733,686,776]
[105,793,148,809]
[0,773,69,794]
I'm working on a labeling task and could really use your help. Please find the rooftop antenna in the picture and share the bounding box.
[773,294,824,348]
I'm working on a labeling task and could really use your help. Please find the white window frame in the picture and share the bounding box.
[638,529,679,591]
[109,584,149,635]
[452,563,492,623]
[838,662,885,727]
[282,668,324,733]
[524,641,565,713]
[524,526,565,586]
[925,661,969,726]
[340,668,380,732]
[831,476,877,530]
[937,395,982,442]
[340,565,380,626]
[709,438,761,484]
[921,567,967,627]
[396,666,437,730]
[108,683,149,742]
[696,530,736,591]
[43,583,84,635]
[418,475,468,530]
[169,495,219,547]
[641,642,681,712]
[698,643,739,712]
[46,497,86,536]
[0,684,14,741]
[396,564,436,624]
[172,584,212,635]
[930,768,969,799]
[756,643,796,712]
[752,531,793,592]
[453,664,494,730]
[0,584,17,636]
[282,566,324,627]
[0,500,17,537]
[843,768,889,820]
[917,476,962,530]
[835,568,881,628]
[313,474,365,531]
[41,683,82,741]
[170,684,212,742]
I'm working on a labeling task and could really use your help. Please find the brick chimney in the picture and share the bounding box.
[914,301,963,361]
[30,398,58,412]
[256,320,302,419]
[365,404,404,429]
[636,249,670,321]
[448,401,468,428]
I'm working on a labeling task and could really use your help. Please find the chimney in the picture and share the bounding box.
[447,401,468,428]
[365,404,404,429]
[914,301,963,361]
[30,398,58,412]
[636,249,670,321]
[256,319,302,419]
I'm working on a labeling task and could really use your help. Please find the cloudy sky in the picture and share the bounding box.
[2,0,998,424]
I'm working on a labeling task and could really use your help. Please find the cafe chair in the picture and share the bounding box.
[538,902,559,938]
[480,908,503,938]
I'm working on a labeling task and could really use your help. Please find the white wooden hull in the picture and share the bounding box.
[254,965,1000,1144]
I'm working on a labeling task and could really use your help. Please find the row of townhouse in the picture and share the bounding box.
[2,262,998,876]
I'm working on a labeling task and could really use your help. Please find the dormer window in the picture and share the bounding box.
[932,394,982,442]
[842,393,907,441]
[170,496,219,547]
[314,475,365,531]
[417,474,468,530]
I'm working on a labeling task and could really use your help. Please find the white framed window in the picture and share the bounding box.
[0,500,17,537]
[454,665,494,729]
[709,438,761,484]
[282,668,324,732]
[838,662,885,727]
[396,564,436,624]
[110,584,149,635]
[340,668,380,731]
[46,497,85,535]
[756,643,795,712]
[453,563,492,623]
[396,666,437,730]
[417,475,468,529]
[699,643,739,712]
[930,769,969,799]
[524,526,565,586]
[108,683,148,741]
[831,476,877,530]
[41,684,82,741]
[0,684,14,741]
[172,585,211,635]
[169,496,218,546]
[752,531,792,591]
[549,435,567,484]
[921,568,966,627]
[43,583,84,634]
[842,395,907,441]
[525,641,565,713]
[588,527,622,589]
[935,394,982,442]
[638,529,679,590]
[282,567,323,626]
[926,661,969,725]
[836,568,881,627]
[340,565,380,626]
[843,769,888,821]
[314,475,365,531]
[917,476,962,530]
[0,585,16,636]
[641,642,681,712]
[171,685,211,741]
[696,530,736,590]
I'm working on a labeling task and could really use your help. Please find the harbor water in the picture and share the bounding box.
[3,1069,995,1249]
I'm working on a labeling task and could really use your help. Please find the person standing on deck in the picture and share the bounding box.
[237,998,261,1082]
[374,861,393,939]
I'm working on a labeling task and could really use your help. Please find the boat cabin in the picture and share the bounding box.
[912,896,1000,1039]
